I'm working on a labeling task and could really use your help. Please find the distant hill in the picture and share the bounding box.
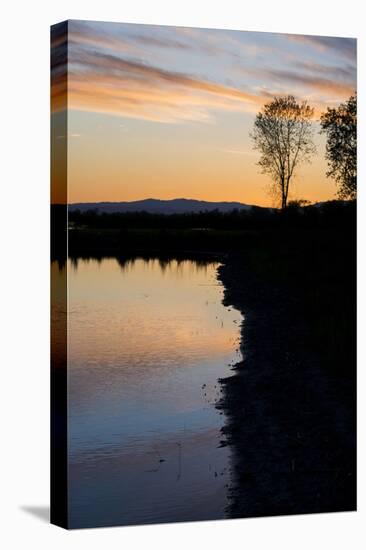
[68,198,257,215]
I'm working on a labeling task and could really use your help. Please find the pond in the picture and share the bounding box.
[62,256,242,528]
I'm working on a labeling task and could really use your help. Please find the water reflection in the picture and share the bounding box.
[65,256,242,528]
[69,252,219,272]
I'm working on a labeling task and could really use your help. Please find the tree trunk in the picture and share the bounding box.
[285,176,290,208]
[282,176,290,209]
[281,177,286,209]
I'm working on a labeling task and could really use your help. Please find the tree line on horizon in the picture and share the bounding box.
[251,93,357,209]
[67,199,355,233]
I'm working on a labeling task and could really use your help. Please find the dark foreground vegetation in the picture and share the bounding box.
[52,200,356,516]
[53,200,354,260]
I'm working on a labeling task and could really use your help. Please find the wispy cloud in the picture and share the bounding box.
[68,20,193,54]
[65,46,266,122]
[294,60,356,80]
[235,58,356,117]
[51,22,357,123]
[253,67,354,98]
[286,34,357,61]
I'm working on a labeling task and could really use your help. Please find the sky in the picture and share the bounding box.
[51,20,357,206]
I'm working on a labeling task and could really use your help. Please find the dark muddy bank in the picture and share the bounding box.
[217,228,356,518]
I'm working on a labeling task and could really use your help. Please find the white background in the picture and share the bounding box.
[1,1,364,548]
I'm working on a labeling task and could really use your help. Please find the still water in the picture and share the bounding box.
[66,257,242,528]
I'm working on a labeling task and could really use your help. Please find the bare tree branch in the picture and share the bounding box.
[251,96,315,209]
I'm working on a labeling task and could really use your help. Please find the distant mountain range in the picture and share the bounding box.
[68,198,258,215]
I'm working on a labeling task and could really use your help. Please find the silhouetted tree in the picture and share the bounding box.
[320,94,357,200]
[251,95,315,209]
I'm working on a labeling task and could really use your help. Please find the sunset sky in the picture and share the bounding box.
[51,20,356,206]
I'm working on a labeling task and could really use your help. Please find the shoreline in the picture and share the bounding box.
[217,254,356,518]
